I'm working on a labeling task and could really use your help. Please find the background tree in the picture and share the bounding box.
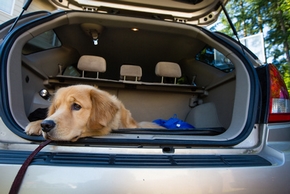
[215,0,290,91]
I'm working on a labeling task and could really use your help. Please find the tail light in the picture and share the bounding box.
[268,64,290,122]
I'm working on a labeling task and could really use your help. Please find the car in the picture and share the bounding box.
[0,0,290,193]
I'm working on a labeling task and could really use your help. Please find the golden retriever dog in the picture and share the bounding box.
[25,85,160,141]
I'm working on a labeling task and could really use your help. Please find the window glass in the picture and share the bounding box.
[22,30,62,54]
[196,46,234,73]
[0,0,15,15]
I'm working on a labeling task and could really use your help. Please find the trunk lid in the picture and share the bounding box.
[49,0,228,25]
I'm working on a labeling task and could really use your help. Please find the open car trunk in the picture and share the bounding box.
[1,10,259,145]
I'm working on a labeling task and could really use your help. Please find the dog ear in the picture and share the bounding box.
[47,98,57,116]
[47,87,65,116]
[87,88,119,130]
[47,105,56,117]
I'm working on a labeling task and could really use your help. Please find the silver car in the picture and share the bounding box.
[0,0,290,193]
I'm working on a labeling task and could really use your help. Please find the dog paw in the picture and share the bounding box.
[25,120,43,136]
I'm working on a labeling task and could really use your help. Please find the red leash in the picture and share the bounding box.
[9,140,52,194]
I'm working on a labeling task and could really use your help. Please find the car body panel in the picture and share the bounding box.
[0,141,289,194]
[1,122,290,193]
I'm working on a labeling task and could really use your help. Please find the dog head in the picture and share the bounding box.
[41,85,119,141]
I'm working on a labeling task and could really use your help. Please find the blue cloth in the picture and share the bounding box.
[153,114,195,129]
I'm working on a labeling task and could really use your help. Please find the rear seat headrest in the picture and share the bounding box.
[120,65,142,81]
[155,62,181,84]
[77,55,106,78]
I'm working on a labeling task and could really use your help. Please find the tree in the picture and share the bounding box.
[263,0,289,65]
[219,1,261,37]
[216,0,290,91]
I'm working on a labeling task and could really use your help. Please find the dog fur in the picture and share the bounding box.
[25,85,160,141]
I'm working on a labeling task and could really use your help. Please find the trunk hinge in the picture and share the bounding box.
[7,0,33,34]
[220,1,246,55]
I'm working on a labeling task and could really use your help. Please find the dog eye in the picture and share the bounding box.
[72,103,82,111]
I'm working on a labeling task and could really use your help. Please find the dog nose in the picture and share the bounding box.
[41,120,56,132]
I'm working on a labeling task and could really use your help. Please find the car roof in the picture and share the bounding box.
[48,0,228,26]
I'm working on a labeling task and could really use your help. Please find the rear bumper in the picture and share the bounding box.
[0,143,289,194]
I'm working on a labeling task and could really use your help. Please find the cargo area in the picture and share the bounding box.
[4,11,253,142]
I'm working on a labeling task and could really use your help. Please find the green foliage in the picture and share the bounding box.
[280,62,290,93]
[216,0,290,90]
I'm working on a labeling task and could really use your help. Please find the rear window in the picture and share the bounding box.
[196,46,234,73]
[22,30,61,54]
